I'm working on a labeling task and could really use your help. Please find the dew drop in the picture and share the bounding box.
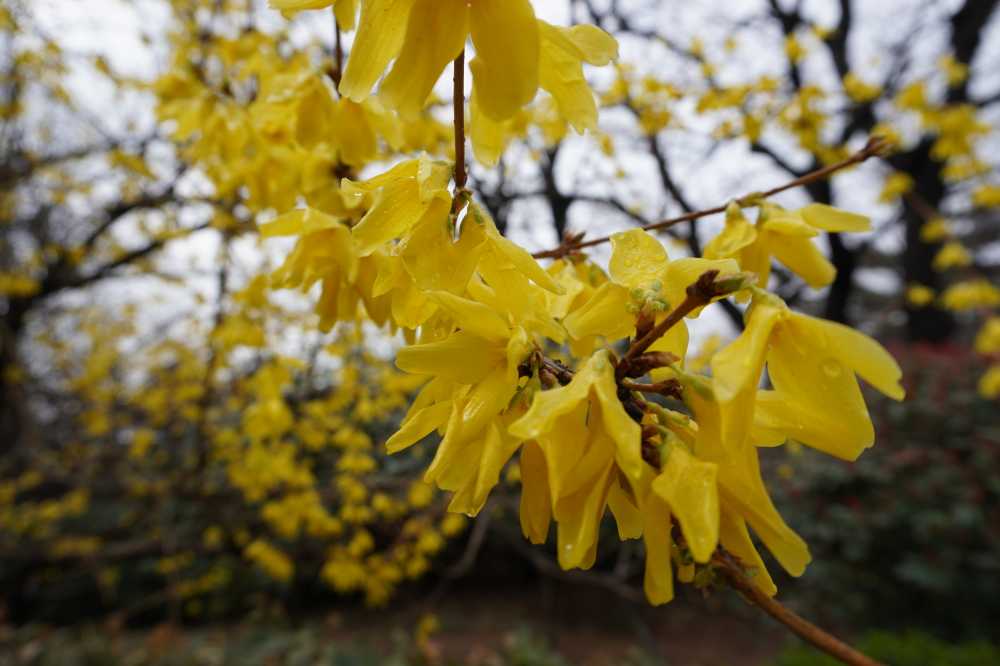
[821,359,842,378]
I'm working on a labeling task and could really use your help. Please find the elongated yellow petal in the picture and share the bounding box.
[792,313,905,400]
[799,203,871,232]
[642,495,674,605]
[711,303,784,403]
[767,315,875,455]
[538,22,599,132]
[469,89,508,167]
[519,441,552,544]
[334,0,358,31]
[607,476,643,539]
[555,465,612,570]
[339,0,414,101]
[395,331,502,384]
[718,509,776,597]
[427,290,511,341]
[767,234,836,288]
[469,0,539,121]
[386,400,452,453]
[380,0,468,116]
[652,446,719,563]
[400,198,487,294]
[563,282,633,341]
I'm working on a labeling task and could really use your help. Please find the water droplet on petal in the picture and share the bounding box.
[821,359,842,378]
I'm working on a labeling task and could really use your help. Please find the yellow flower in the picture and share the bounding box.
[469,23,618,166]
[677,371,806,595]
[979,365,1000,399]
[342,156,453,256]
[713,292,904,462]
[339,0,539,121]
[565,228,737,362]
[509,351,642,569]
[388,293,535,515]
[906,284,936,307]
[940,279,1000,311]
[704,202,870,290]
[933,241,972,271]
[270,0,358,28]
[879,172,914,203]
[261,208,359,331]
[975,317,1000,354]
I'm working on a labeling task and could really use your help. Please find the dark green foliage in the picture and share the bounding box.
[768,347,1000,639]
[774,630,1000,666]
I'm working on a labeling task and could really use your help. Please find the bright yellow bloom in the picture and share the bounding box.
[704,202,870,290]
[975,317,1000,354]
[338,0,537,121]
[470,22,618,165]
[509,351,642,570]
[713,292,905,462]
[388,293,535,515]
[565,228,737,361]
[933,241,972,271]
[906,284,936,307]
[261,208,360,331]
[940,279,1000,311]
[979,365,1000,399]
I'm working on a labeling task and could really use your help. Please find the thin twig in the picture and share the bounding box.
[532,137,888,259]
[617,270,722,378]
[452,50,467,191]
[714,550,884,666]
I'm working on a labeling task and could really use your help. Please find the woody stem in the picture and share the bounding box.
[453,49,467,191]
[714,551,884,666]
[532,137,887,260]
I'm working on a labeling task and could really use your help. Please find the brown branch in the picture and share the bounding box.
[452,49,467,192]
[617,270,723,378]
[714,550,884,666]
[532,137,888,260]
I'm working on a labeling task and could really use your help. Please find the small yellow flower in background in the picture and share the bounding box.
[919,217,951,242]
[784,35,805,63]
[933,241,972,271]
[843,72,881,103]
[940,279,1000,311]
[975,317,1000,354]
[972,184,1000,208]
[979,366,1000,399]
[704,201,870,291]
[879,172,914,203]
[938,53,969,86]
[906,284,935,307]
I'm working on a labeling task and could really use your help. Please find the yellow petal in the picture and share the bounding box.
[563,282,633,341]
[608,228,667,291]
[792,313,905,400]
[427,290,511,341]
[386,400,452,453]
[799,203,871,232]
[339,0,414,101]
[380,0,469,116]
[767,234,836,288]
[555,466,612,570]
[469,0,539,121]
[396,331,502,384]
[607,476,643,540]
[711,303,784,403]
[652,446,719,563]
[641,495,674,605]
[519,441,552,544]
[718,510,776,597]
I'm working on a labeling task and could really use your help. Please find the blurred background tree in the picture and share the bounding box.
[0,0,997,664]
